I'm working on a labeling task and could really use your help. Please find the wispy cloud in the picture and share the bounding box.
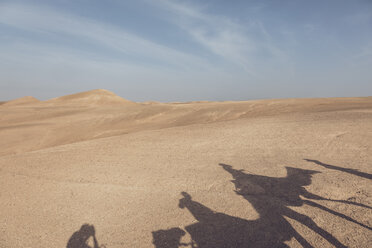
[0,39,231,101]
[155,0,256,71]
[0,1,293,78]
[153,0,293,77]
[1,0,371,101]
[0,2,251,100]
[0,2,211,71]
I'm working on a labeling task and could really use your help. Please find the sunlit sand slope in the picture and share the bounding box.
[0,90,371,156]
[0,91,371,247]
[2,96,40,106]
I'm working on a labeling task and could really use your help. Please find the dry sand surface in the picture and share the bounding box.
[0,89,371,247]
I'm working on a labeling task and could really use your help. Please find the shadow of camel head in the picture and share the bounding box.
[285,167,320,186]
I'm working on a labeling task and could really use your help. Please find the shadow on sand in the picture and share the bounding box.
[152,163,371,248]
[304,159,372,180]
[152,228,188,248]
[67,224,105,248]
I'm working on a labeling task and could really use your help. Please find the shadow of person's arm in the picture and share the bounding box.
[92,235,99,248]
[89,225,99,248]
[304,199,371,230]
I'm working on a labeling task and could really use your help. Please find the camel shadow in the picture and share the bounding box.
[153,163,371,247]
[178,191,291,247]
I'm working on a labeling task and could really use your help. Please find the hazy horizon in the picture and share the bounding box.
[2,88,372,104]
[1,0,371,102]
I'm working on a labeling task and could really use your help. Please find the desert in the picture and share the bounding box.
[2,0,372,247]
[0,89,371,247]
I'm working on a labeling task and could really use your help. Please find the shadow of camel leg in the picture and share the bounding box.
[304,200,372,230]
[283,208,347,248]
[291,227,313,248]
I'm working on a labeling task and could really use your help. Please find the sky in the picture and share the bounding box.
[0,0,371,102]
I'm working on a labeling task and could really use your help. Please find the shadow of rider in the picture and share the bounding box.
[67,224,102,248]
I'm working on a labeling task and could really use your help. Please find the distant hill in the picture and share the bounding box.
[2,96,40,106]
[46,89,133,105]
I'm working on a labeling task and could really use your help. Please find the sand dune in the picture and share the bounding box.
[0,90,371,247]
[46,89,133,105]
[0,90,371,156]
[2,96,40,106]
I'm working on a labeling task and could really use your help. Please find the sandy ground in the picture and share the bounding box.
[0,90,371,247]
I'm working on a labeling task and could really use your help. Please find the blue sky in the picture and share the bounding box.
[0,0,371,101]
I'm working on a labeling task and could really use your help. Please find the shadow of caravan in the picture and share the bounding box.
[153,163,371,247]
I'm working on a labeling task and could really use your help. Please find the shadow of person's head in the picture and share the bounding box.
[179,192,192,209]
[67,224,97,248]
[79,224,95,240]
